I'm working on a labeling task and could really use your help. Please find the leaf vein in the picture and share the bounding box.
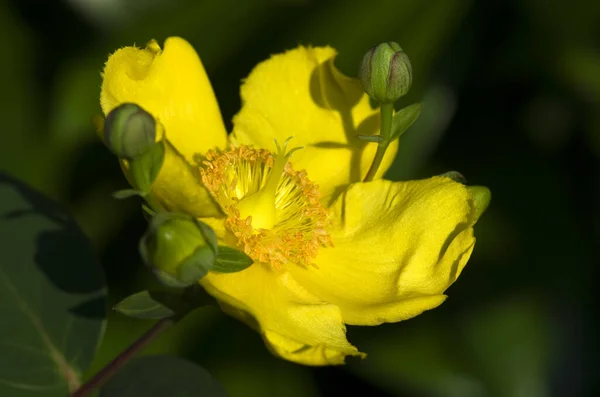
[0,268,81,393]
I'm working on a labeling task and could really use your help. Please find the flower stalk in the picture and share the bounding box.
[363,102,394,182]
[359,42,413,182]
[70,318,174,397]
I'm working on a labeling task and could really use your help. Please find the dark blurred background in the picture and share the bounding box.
[1,0,597,396]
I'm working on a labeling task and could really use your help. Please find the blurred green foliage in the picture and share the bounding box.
[0,173,106,396]
[99,355,228,397]
[1,0,596,396]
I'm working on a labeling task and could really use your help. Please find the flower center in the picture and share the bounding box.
[200,140,332,268]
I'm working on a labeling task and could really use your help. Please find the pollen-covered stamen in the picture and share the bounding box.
[199,140,331,268]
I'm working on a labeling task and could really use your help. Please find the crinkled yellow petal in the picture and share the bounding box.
[200,263,364,366]
[288,177,477,326]
[100,37,227,163]
[231,46,398,204]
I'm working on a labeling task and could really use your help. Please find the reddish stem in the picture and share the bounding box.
[70,317,174,397]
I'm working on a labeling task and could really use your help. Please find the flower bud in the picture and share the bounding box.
[359,42,412,103]
[104,103,156,159]
[140,215,217,286]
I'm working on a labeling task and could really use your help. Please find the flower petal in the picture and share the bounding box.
[101,37,227,163]
[288,177,477,326]
[118,140,222,217]
[150,142,223,217]
[200,263,363,365]
[231,46,397,203]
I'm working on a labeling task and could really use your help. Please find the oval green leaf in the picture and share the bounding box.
[439,170,467,184]
[0,172,107,396]
[390,102,422,141]
[113,291,175,320]
[354,133,384,143]
[176,246,215,284]
[212,246,254,273]
[195,219,218,252]
[129,141,165,193]
[112,189,145,200]
[99,356,228,397]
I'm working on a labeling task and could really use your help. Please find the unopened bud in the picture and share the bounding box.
[104,103,156,159]
[359,42,412,103]
[140,215,217,286]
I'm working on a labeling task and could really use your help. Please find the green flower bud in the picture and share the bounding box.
[104,103,156,159]
[359,42,412,103]
[140,215,218,286]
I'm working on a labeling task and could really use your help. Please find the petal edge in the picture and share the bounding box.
[288,177,477,325]
[101,37,227,163]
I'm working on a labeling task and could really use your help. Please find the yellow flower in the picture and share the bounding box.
[100,37,488,366]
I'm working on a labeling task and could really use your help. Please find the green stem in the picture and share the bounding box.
[363,143,388,182]
[379,102,394,140]
[70,318,174,397]
[363,103,394,182]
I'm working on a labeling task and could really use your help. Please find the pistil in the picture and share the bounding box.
[236,138,300,230]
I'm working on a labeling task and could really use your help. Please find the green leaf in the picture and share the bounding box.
[152,269,192,289]
[141,203,155,221]
[99,356,228,397]
[114,291,175,320]
[439,171,467,184]
[195,219,218,252]
[390,103,422,141]
[113,287,211,320]
[354,133,384,143]
[177,246,215,284]
[129,141,165,193]
[112,189,144,200]
[0,172,106,396]
[213,246,254,273]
